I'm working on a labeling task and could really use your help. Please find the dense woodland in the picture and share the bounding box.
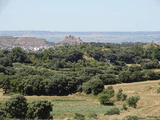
[0,42,160,96]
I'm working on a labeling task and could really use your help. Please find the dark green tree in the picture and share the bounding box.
[27,100,53,119]
[3,95,28,119]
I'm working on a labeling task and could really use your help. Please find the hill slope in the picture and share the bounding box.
[0,36,51,51]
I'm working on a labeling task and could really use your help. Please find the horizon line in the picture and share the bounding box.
[0,30,160,33]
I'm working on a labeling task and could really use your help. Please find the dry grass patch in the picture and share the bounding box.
[152,68,160,72]
[105,80,160,118]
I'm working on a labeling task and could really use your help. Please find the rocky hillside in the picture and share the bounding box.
[0,36,51,51]
[0,35,84,51]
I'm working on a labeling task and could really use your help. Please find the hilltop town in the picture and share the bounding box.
[0,35,84,51]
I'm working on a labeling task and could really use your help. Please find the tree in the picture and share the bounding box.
[104,107,120,115]
[27,100,53,119]
[11,47,29,63]
[103,86,115,98]
[127,96,140,108]
[88,48,105,61]
[141,60,160,69]
[74,113,85,120]
[3,95,28,119]
[0,75,10,94]
[0,57,12,67]
[65,50,83,62]
[116,88,123,101]
[132,43,144,57]
[128,65,142,72]
[99,74,119,85]
[98,94,114,105]
[82,78,104,95]
[116,88,127,101]
[119,71,131,83]
[18,74,79,96]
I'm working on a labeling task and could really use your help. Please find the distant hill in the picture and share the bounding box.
[0,35,84,51]
[0,31,160,43]
[144,42,160,49]
[0,36,51,51]
[57,35,84,45]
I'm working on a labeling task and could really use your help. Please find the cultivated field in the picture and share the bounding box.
[1,80,160,120]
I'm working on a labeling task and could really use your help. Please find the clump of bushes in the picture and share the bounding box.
[99,74,119,85]
[74,113,85,120]
[103,86,115,98]
[141,60,160,69]
[88,113,97,119]
[0,104,5,120]
[123,115,139,120]
[98,86,115,105]
[128,65,142,72]
[122,103,128,110]
[104,107,120,115]
[157,88,160,93]
[18,75,79,96]
[143,70,160,80]
[82,78,104,95]
[3,94,28,119]
[0,95,53,119]
[116,88,127,101]
[157,82,160,93]
[27,100,53,119]
[119,70,145,83]
[127,96,140,108]
[98,94,114,105]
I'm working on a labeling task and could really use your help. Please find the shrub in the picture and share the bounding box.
[104,107,120,115]
[128,65,142,72]
[0,75,11,94]
[99,74,119,85]
[103,86,115,98]
[82,78,104,95]
[116,88,123,101]
[27,100,53,119]
[127,96,140,108]
[116,88,127,101]
[123,115,139,120]
[130,71,145,82]
[98,94,114,105]
[141,60,160,69]
[119,71,131,83]
[157,88,160,93]
[88,113,97,119]
[147,115,160,120]
[3,95,28,119]
[0,105,5,120]
[122,94,128,101]
[122,103,128,110]
[144,70,160,80]
[18,75,79,96]
[119,70,145,83]
[74,113,85,120]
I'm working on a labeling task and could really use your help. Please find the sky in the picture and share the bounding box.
[0,0,160,31]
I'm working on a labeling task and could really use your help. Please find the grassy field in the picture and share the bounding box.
[1,80,160,120]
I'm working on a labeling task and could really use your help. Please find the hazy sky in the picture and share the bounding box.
[0,0,160,31]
